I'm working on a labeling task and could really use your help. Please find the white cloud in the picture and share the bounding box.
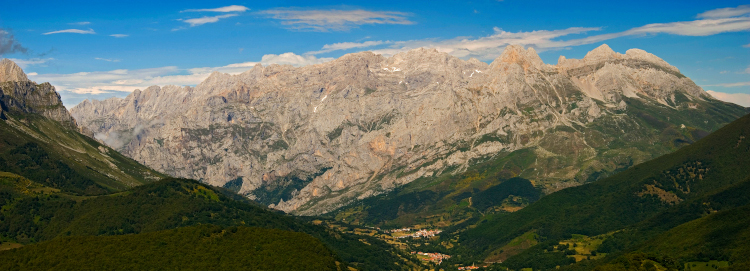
[95,57,120,62]
[345,6,750,61]
[7,58,53,69]
[706,81,750,87]
[181,14,238,27]
[69,21,91,25]
[706,90,750,107]
[367,27,601,60]
[189,53,333,74]
[110,34,128,38]
[28,53,332,99]
[307,40,388,55]
[744,43,750,48]
[30,66,183,94]
[260,9,413,31]
[745,65,750,74]
[182,5,249,13]
[619,17,750,37]
[697,5,750,19]
[43,28,96,35]
[27,72,37,76]
[261,52,333,66]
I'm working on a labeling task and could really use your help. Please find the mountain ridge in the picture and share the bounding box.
[70,44,747,214]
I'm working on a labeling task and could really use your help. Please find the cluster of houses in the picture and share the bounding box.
[411,251,451,264]
[395,229,442,239]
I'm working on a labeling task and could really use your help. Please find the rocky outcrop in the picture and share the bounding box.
[0,59,77,129]
[70,44,742,215]
[0,59,29,82]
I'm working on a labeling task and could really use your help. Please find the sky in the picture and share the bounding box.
[0,0,748,107]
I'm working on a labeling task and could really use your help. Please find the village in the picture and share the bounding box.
[391,228,443,239]
[316,220,496,269]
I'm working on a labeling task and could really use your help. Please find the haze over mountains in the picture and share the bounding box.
[69,44,747,214]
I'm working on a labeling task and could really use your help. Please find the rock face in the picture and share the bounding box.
[0,59,77,129]
[70,45,744,215]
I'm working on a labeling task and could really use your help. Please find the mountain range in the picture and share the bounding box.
[70,44,747,215]
[1,42,749,270]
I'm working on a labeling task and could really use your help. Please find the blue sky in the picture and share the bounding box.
[1,0,748,107]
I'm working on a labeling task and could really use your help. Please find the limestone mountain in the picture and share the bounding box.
[0,59,164,194]
[70,45,747,214]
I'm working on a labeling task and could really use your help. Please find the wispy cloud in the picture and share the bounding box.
[43,28,96,35]
[368,27,601,60]
[182,5,249,13]
[706,90,750,107]
[0,28,29,55]
[177,5,248,28]
[180,14,238,27]
[744,43,750,48]
[110,34,128,38]
[7,58,53,69]
[705,81,750,87]
[342,5,750,60]
[260,9,413,31]
[307,40,389,55]
[95,57,120,62]
[697,5,750,19]
[69,21,91,25]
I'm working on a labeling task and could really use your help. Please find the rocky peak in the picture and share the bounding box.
[493,45,545,71]
[0,58,29,82]
[583,44,620,62]
[624,48,680,73]
[0,59,77,129]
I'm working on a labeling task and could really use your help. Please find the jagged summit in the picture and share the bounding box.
[0,58,29,82]
[557,44,680,74]
[0,59,78,129]
[583,44,619,61]
[493,45,545,70]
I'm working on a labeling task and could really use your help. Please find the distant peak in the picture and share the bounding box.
[583,44,619,61]
[0,58,29,82]
[495,45,544,69]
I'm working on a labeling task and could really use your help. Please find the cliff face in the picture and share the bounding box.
[0,59,77,129]
[70,45,746,214]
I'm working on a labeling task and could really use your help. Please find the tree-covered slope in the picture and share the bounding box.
[331,95,747,229]
[458,112,750,258]
[0,113,165,195]
[0,174,416,271]
[584,203,750,271]
[0,225,342,271]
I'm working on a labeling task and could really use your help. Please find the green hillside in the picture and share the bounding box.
[0,113,164,195]
[0,224,342,271]
[325,112,750,270]
[459,112,750,257]
[0,174,417,270]
[331,97,748,229]
[586,203,750,271]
